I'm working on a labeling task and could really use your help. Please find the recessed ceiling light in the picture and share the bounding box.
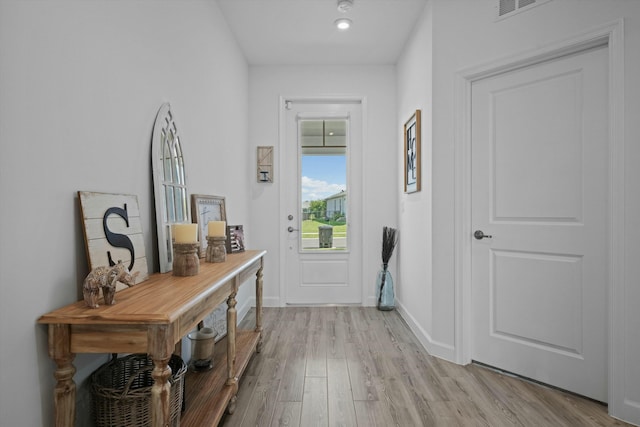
[335,18,352,30]
[337,0,354,13]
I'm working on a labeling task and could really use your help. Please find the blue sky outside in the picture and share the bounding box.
[301,155,346,202]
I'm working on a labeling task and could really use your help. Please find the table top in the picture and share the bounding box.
[38,250,266,326]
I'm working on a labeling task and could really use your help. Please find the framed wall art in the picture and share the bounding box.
[257,146,274,183]
[191,194,227,257]
[404,109,421,193]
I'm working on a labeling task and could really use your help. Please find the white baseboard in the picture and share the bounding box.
[239,296,282,316]
[396,299,457,363]
[262,296,282,307]
[364,295,376,307]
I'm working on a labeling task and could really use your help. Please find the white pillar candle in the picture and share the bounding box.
[208,221,226,237]
[173,223,198,243]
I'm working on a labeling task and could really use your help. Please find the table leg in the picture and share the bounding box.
[226,395,238,415]
[255,258,264,353]
[226,287,238,388]
[49,324,76,427]
[148,324,174,427]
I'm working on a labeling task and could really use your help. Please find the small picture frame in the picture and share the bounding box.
[191,194,227,257]
[404,109,421,193]
[226,225,245,253]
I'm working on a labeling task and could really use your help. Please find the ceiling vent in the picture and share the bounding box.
[497,0,550,19]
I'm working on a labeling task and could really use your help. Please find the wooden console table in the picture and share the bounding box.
[38,250,266,427]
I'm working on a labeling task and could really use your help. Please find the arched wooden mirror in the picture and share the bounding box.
[152,103,189,272]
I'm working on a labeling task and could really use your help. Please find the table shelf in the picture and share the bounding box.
[181,330,260,426]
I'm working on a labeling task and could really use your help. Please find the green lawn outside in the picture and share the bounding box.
[301,219,347,237]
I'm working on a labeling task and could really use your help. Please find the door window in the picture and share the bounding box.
[299,119,348,251]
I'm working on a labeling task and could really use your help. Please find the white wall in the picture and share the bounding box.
[248,66,397,306]
[396,0,439,358]
[0,1,250,425]
[397,0,640,423]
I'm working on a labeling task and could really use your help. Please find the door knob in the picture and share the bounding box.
[288,226,298,232]
[288,214,294,220]
[474,230,492,240]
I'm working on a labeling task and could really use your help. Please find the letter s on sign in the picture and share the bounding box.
[103,204,135,270]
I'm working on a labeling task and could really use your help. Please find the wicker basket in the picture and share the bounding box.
[91,354,186,427]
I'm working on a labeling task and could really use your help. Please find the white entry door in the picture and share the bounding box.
[471,46,609,402]
[282,100,362,304]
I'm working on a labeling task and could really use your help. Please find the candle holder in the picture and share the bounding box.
[173,242,200,276]
[206,236,227,263]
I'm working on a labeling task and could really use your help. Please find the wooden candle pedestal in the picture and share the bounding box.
[206,236,227,263]
[173,242,200,276]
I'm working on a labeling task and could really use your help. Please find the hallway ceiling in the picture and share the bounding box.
[216,0,428,65]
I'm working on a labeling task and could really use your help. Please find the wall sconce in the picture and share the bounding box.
[257,146,273,183]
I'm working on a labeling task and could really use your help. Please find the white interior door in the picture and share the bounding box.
[471,46,609,402]
[282,100,362,304]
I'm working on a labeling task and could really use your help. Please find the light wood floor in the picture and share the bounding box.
[219,307,630,427]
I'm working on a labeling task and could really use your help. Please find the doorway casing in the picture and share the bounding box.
[454,20,626,419]
[278,95,368,306]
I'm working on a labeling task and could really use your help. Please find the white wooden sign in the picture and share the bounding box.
[78,191,149,288]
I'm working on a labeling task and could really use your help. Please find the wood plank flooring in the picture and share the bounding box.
[219,307,630,427]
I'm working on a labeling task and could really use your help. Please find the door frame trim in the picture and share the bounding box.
[453,20,626,416]
[278,95,367,306]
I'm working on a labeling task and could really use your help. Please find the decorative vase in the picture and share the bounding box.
[376,265,395,311]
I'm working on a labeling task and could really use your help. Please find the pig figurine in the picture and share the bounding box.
[82,261,139,308]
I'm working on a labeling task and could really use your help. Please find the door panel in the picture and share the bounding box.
[301,260,349,286]
[471,46,608,402]
[492,71,583,222]
[492,250,583,354]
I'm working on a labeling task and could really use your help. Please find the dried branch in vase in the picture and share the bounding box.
[377,226,398,310]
